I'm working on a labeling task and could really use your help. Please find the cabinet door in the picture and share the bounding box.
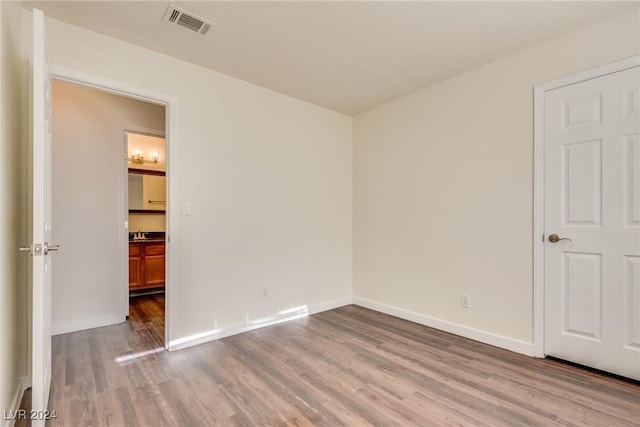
[144,243,165,287]
[129,256,143,289]
[144,255,165,287]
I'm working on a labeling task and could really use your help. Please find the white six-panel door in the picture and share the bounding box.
[544,65,640,380]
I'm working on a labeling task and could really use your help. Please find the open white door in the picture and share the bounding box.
[27,8,56,425]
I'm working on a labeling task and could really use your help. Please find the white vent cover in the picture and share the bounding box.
[163,4,216,36]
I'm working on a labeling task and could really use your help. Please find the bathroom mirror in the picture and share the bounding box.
[128,171,166,213]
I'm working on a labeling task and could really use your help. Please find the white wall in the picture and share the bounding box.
[0,0,25,422]
[128,214,166,232]
[129,173,167,232]
[353,9,640,352]
[51,80,166,333]
[43,15,353,345]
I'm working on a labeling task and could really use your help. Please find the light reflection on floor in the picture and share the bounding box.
[115,347,165,364]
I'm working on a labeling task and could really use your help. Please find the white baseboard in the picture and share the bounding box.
[168,296,352,351]
[164,294,533,357]
[2,378,25,427]
[52,314,124,336]
[21,376,30,392]
[352,297,534,356]
[307,296,353,315]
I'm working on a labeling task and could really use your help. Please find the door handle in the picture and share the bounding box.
[548,234,572,243]
[44,242,60,255]
[19,243,59,255]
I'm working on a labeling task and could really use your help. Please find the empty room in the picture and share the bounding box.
[1,1,639,426]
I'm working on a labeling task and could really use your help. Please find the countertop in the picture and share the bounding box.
[129,231,165,243]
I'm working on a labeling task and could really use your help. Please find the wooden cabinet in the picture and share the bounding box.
[128,244,143,288]
[129,241,165,291]
[143,243,165,287]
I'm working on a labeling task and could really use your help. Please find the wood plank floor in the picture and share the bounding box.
[38,298,640,426]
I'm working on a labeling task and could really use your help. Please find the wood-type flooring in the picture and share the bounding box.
[18,295,640,426]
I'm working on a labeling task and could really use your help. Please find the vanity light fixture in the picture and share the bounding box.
[126,150,160,165]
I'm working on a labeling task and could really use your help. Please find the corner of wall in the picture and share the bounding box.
[351,6,639,356]
[1,381,25,427]
[168,296,353,352]
[353,297,534,356]
[1,0,28,422]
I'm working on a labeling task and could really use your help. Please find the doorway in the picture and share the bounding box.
[534,57,640,380]
[50,77,170,348]
[126,131,167,347]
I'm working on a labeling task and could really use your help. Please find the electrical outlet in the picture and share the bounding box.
[461,293,471,308]
[262,288,268,298]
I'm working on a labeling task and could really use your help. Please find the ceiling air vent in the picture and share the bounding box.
[163,4,216,36]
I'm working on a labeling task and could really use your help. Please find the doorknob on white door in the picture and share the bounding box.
[548,234,572,243]
[44,242,60,255]
[19,243,59,255]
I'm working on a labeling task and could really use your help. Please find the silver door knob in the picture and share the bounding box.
[548,234,572,243]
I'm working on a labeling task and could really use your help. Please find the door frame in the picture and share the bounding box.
[532,55,640,358]
[49,66,178,349]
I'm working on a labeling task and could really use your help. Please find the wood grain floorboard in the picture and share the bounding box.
[13,297,640,426]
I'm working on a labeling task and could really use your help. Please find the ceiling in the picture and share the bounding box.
[24,1,639,115]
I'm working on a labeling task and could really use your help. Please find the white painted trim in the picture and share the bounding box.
[2,379,25,427]
[52,314,123,336]
[168,296,352,351]
[48,65,178,350]
[353,297,534,356]
[50,66,168,106]
[307,296,353,315]
[117,135,127,321]
[533,83,546,358]
[534,55,640,94]
[21,375,30,392]
[164,98,178,350]
[532,55,640,359]
[123,125,165,138]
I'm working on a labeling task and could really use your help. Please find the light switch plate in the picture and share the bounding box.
[182,203,191,216]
